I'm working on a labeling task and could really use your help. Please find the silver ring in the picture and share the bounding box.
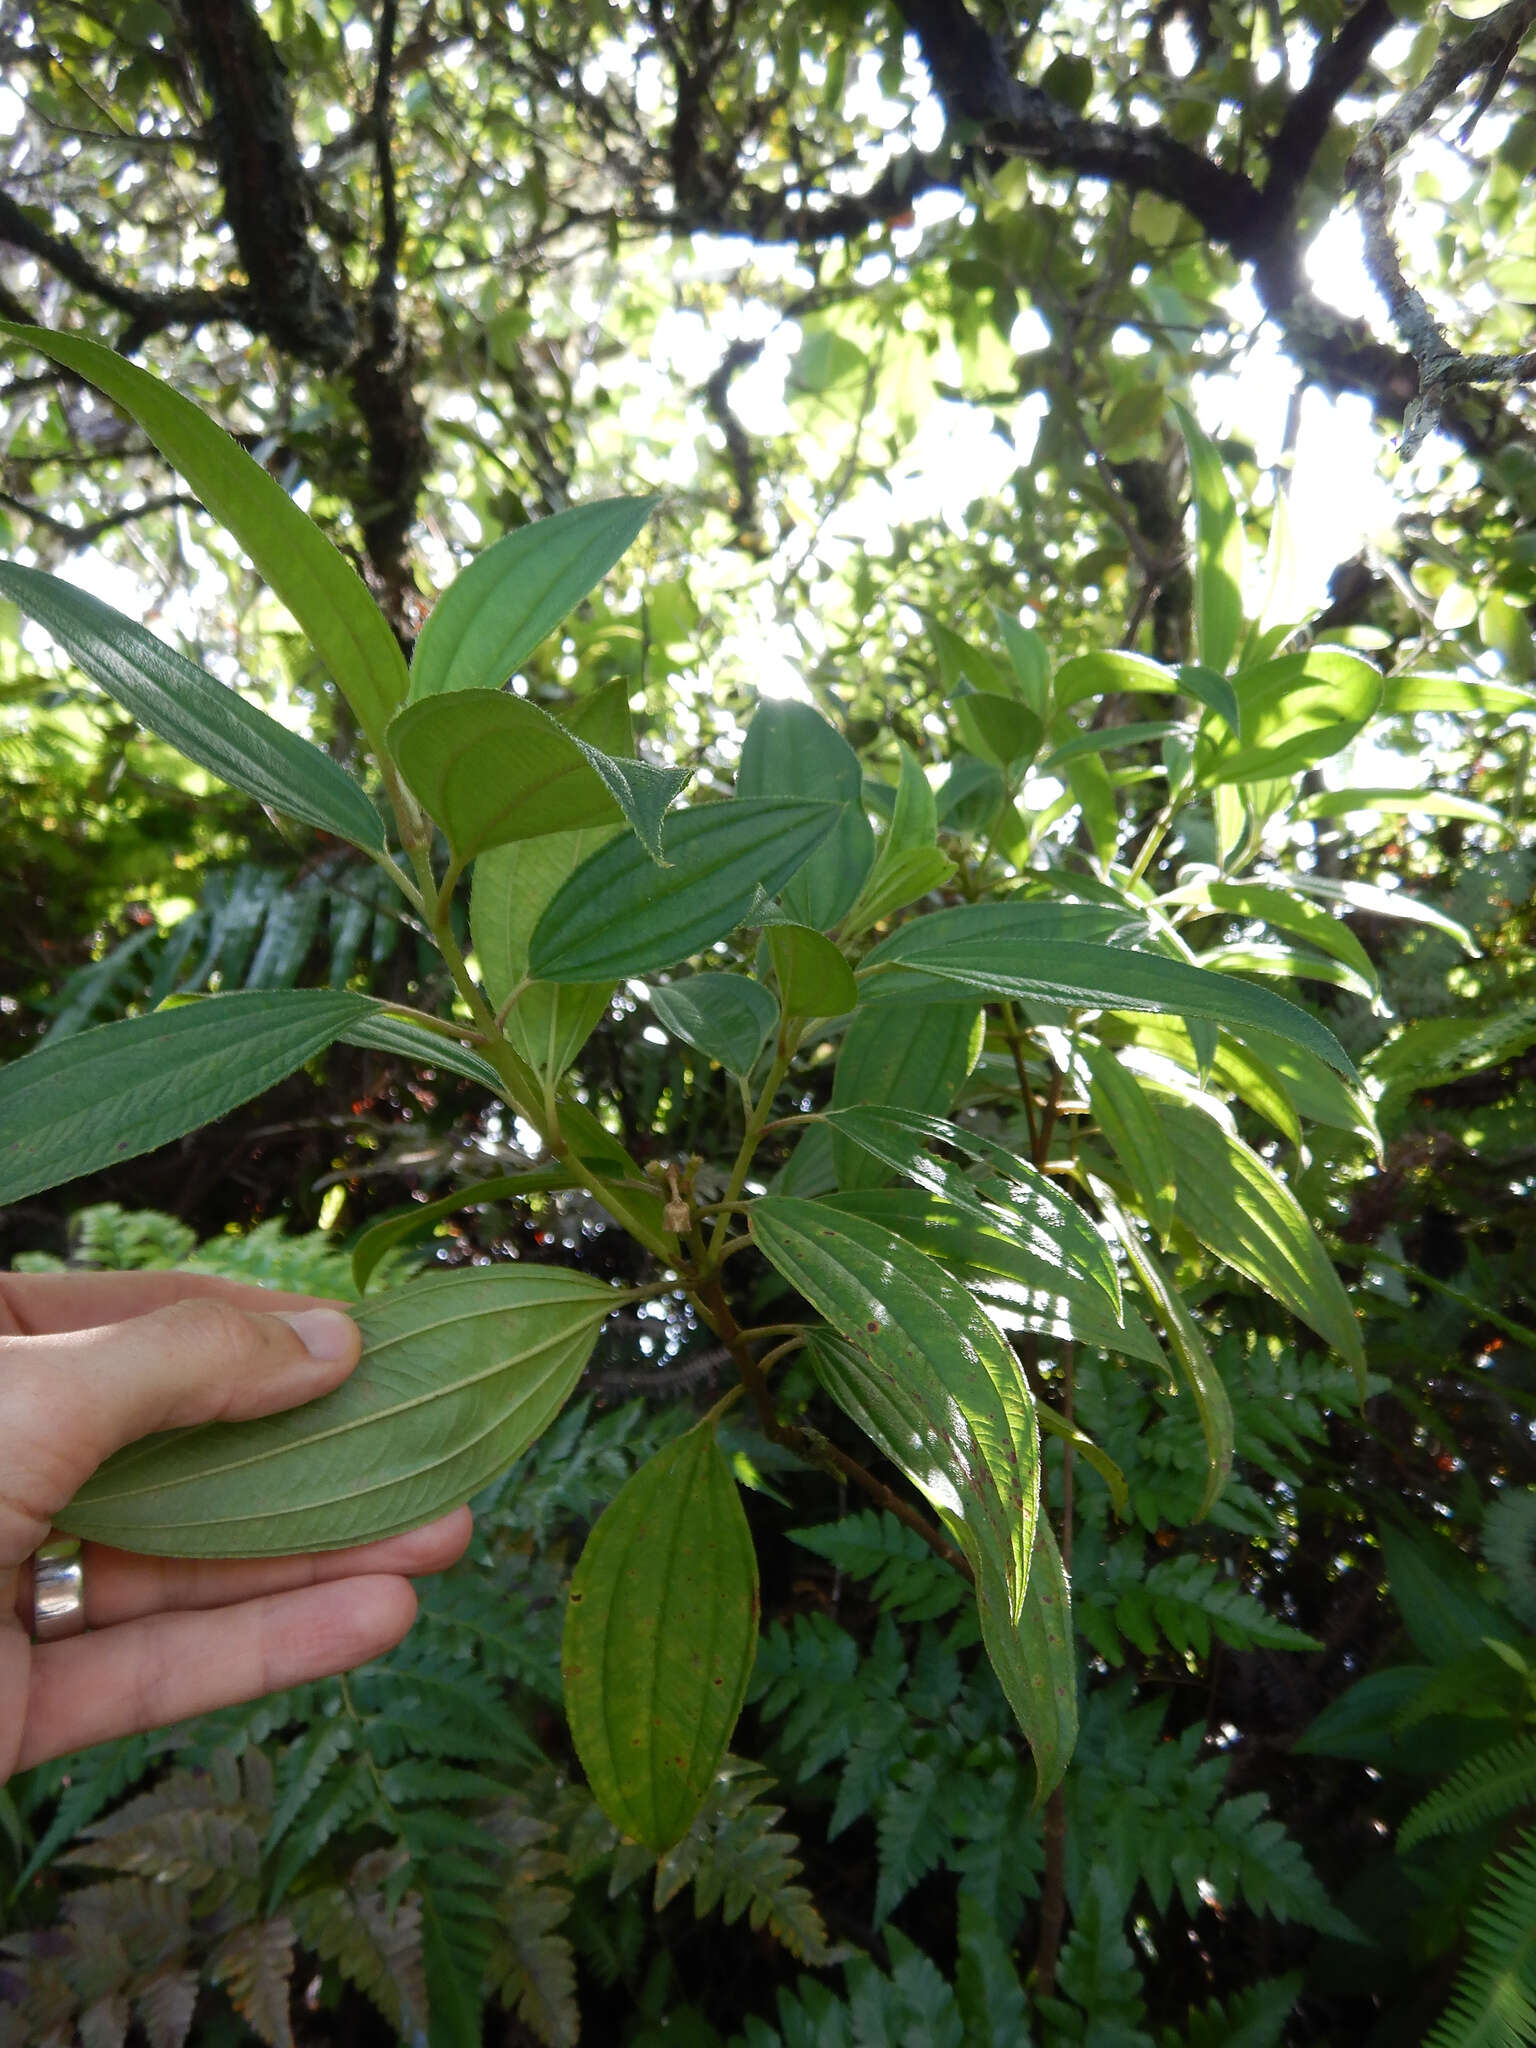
[31,1536,86,1643]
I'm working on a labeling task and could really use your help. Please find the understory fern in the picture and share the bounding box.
[1425,1825,1536,2048]
[1400,1735,1536,1852]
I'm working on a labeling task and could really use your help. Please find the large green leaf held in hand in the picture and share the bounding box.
[860,923,1355,1079]
[409,497,659,701]
[562,1416,759,1852]
[0,322,408,758]
[0,563,388,856]
[816,1104,1120,1310]
[390,689,689,862]
[648,973,779,1076]
[736,700,874,929]
[1151,1096,1366,1387]
[57,1265,615,1556]
[527,798,840,981]
[0,990,372,1206]
[754,1198,1039,1619]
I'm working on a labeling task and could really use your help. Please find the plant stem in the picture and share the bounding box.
[705,1047,792,1264]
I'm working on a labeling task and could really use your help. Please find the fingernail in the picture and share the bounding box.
[273,1308,357,1364]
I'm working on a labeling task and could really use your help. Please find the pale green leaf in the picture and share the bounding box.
[768,924,858,1018]
[58,1265,615,1554]
[648,973,778,1076]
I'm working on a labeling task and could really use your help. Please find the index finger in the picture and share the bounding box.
[0,1270,347,1337]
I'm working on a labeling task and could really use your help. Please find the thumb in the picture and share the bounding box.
[0,1297,360,1540]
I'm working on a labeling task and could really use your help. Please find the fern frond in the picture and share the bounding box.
[1486,1491,1536,1632]
[1169,1972,1304,2048]
[651,1760,836,1966]
[1426,1825,1536,2048]
[1402,1737,1536,1853]
[290,1848,427,2043]
[207,1916,296,2048]
[484,1806,578,2048]
[790,1511,969,1621]
[132,1968,199,2048]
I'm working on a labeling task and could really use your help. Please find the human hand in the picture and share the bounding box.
[0,1269,472,1779]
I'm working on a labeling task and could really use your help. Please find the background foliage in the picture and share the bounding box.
[3,1,1536,2044]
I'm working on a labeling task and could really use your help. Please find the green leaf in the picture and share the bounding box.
[339,1009,507,1093]
[830,1002,982,1191]
[1053,646,1242,732]
[737,700,874,929]
[1040,719,1183,774]
[562,1418,759,1852]
[390,691,688,862]
[976,1516,1077,1798]
[473,829,619,1078]
[1171,399,1245,676]
[1195,942,1377,1004]
[951,690,1043,769]
[527,798,840,982]
[350,1167,575,1292]
[57,1265,614,1555]
[1287,874,1478,956]
[1034,1404,1128,1518]
[1182,879,1379,992]
[860,897,1134,980]
[0,562,388,854]
[1197,648,1383,785]
[0,990,371,1206]
[886,740,940,852]
[755,1198,1039,1617]
[409,498,657,702]
[557,1099,673,1244]
[0,321,408,758]
[994,611,1051,715]
[648,973,779,1076]
[925,612,1010,697]
[768,924,858,1018]
[1377,1522,1509,1666]
[1366,1001,1536,1095]
[861,934,1357,1078]
[821,1186,1164,1362]
[1380,673,1536,717]
[1083,1044,1176,1244]
[1094,1181,1234,1518]
[1292,786,1505,827]
[1151,1096,1366,1385]
[817,1105,1120,1309]
[840,847,956,938]
[1176,664,1243,733]
[935,755,1006,835]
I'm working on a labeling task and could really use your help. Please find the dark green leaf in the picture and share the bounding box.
[648,972,779,1076]
[562,1418,759,1852]
[860,936,1356,1079]
[818,1105,1120,1309]
[821,1187,1164,1362]
[0,990,371,1206]
[1094,1180,1234,1518]
[527,798,839,981]
[755,1199,1039,1616]
[1151,1095,1365,1384]
[1083,1044,1176,1244]
[58,1266,614,1554]
[0,322,408,757]
[737,700,873,928]
[409,498,659,700]
[829,1002,982,1191]
[0,562,388,854]
[1040,719,1182,774]
[977,1517,1077,1798]
[994,611,1051,715]
[952,690,1043,768]
[340,1009,505,1092]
